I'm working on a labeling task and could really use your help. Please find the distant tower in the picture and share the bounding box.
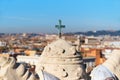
[77,36,81,52]
[76,35,83,52]
[55,19,65,38]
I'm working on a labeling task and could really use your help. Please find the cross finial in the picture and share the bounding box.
[55,19,65,38]
[59,19,61,25]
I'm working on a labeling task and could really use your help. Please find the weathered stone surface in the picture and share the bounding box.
[0,57,38,80]
[36,39,86,80]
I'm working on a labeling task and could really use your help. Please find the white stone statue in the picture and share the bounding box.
[0,56,38,80]
[0,56,59,80]
[90,50,120,80]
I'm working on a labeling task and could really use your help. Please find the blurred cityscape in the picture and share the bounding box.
[0,31,120,73]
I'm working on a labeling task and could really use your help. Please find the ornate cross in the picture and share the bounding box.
[55,20,65,38]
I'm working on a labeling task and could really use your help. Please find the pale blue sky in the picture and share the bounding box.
[0,0,120,33]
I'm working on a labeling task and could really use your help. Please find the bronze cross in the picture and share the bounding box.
[55,20,65,38]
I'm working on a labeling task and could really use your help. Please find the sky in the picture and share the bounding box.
[0,0,120,33]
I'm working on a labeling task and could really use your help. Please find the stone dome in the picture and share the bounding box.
[37,39,86,80]
[42,39,77,56]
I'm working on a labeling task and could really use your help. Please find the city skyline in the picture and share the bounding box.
[0,0,120,33]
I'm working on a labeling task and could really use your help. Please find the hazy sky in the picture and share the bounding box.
[0,0,120,33]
